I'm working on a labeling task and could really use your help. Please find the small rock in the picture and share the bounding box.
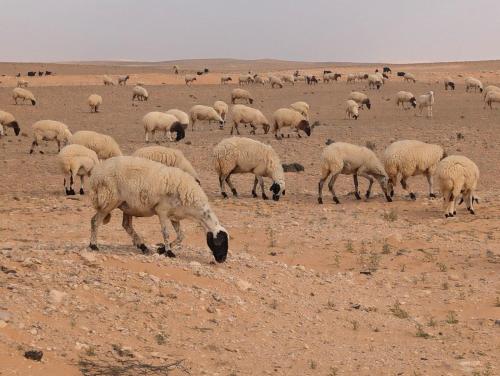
[236,279,252,291]
[189,261,202,268]
[0,320,7,328]
[48,289,68,305]
[75,342,90,351]
[79,251,98,266]
[24,350,43,361]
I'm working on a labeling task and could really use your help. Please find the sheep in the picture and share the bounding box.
[88,156,229,262]
[306,75,319,84]
[444,77,455,90]
[165,109,189,129]
[289,101,310,118]
[435,155,479,217]
[189,105,224,131]
[213,137,285,200]
[294,75,306,83]
[220,74,232,84]
[254,75,268,85]
[416,91,435,117]
[87,94,102,113]
[383,140,446,200]
[17,79,28,88]
[230,104,270,135]
[269,75,283,88]
[403,73,416,83]
[281,74,295,85]
[12,88,36,105]
[142,112,185,142]
[484,90,500,109]
[238,74,254,85]
[383,67,392,74]
[348,92,371,109]
[482,85,500,101]
[103,75,115,86]
[30,120,72,154]
[0,110,20,137]
[132,146,199,183]
[395,91,417,109]
[272,108,311,139]
[173,65,179,74]
[117,75,130,86]
[230,88,254,104]
[132,85,149,101]
[70,130,122,159]
[58,144,99,195]
[368,74,383,89]
[213,100,229,121]
[318,142,391,204]
[397,72,406,77]
[465,77,483,93]
[185,74,197,86]
[345,100,360,120]
[357,73,369,80]
[346,73,356,84]
[323,72,341,83]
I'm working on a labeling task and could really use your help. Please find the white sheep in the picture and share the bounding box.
[254,75,268,85]
[403,73,416,83]
[368,74,383,89]
[103,75,115,86]
[213,100,229,121]
[323,73,341,83]
[87,94,102,113]
[416,91,435,117]
[484,90,500,109]
[383,140,446,200]
[318,142,391,204]
[132,146,199,183]
[346,73,356,84]
[17,79,28,88]
[435,155,479,217]
[185,74,197,86]
[230,88,254,104]
[30,120,72,154]
[281,74,295,85]
[357,73,369,80]
[213,137,285,200]
[395,91,417,109]
[345,99,360,120]
[88,156,229,262]
[189,105,224,131]
[117,75,130,86]
[272,108,311,139]
[70,130,122,159]
[465,77,483,93]
[132,85,149,101]
[348,92,371,109]
[173,65,179,74]
[230,104,270,135]
[238,74,254,85]
[0,110,20,137]
[289,101,310,118]
[220,74,232,84]
[444,77,455,90]
[269,75,283,88]
[12,88,36,106]
[165,109,189,129]
[482,85,500,101]
[142,111,185,142]
[58,144,99,195]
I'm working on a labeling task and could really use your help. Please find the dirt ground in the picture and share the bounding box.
[0,59,499,376]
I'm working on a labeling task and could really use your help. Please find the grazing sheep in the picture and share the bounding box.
[189,105,224,131]
[30,120,72,154]
[484,90,500,109]
[435,155,479,217]
[103,75,115,86]
[132,146,199,183]
[213,100,229,121]
[417,91,435,117]
[254,75,268,85]
[272,108,311,139]
[395,91,417,109]
[231,88,254,104]
[483,85,500,101]
[87,94,103,113]
[323,72,341,83]
[289,101,310,118]
[346,73,356,84]
[165,109,189,129]
[397,72,406,77]
[117,75,130,86]
[269,75,283,88]
[27,71,36,77]
[383,140,446,200]
[444,77,455,90]
[238,74,254,85]
[220,74,232,84]
[0,110,20,137]
[306,75,319,85]
[59,144,99,195]
[173,65,179,74]
[281,74,295,85]
[17,79,28,88]
[383,67,392,74]
[70,130,122,159]
[213,137,285,200]
[357,73,369,80]
[368,74,383,89]
[132,85,149,101]
[142,112,185,142]
[348,92,371,109]
[403,73,416,83]
[185,74,197,86]
[88,156,229,262]
[345,100,360,120]
[12,88,36,105]
[318,142,391,204]
[230,104,270,135]
[465,77,483,93]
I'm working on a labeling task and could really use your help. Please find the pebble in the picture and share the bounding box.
[236,279,252,291]
[48,289,68,305]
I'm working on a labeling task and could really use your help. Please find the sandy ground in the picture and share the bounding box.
[0,59,499,376]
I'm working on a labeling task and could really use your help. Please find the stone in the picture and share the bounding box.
[236,279,252,291]
[48,289,68,305]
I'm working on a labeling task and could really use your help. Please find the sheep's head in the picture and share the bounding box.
[365,99,372,109]
[207,229,228,263]
[218,119,225,129]
[249,98,254,104]
[31,99,36,106]
[263,123,270,134]
[10,121,20,136]
[171,122,185,141]
[297,120,311,136]
[410,97,417,108]
[377,175,392,202]
[270,180,285,201]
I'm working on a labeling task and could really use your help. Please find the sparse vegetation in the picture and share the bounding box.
[390,301,409,319]
[382,209,398,222]
[415,325,430,338]
[446,311,459,324]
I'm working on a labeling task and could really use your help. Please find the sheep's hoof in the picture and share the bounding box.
[158,245,176,258]
[29,150,34,154]
[333,196,340,204]
[468,208,475,215]
[231,188,238,197]
[354,191,361,200]
[453,211,456,216]
[458,197,464,205]
[262,194,268,200]
[429,193,436,199]
[66,188,75,196]
[79,188,84,195]
[39,151,44,155]
[251,190,257,198]
[409,192,416,200]
[221,192,228,199]
[89,243,98,251]
[365,190,371,199]
[318,197,323,204]
[137,243,150,254]
[385,194,393,202]
[390,190,394,197]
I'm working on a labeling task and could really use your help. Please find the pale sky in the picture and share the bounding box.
[1,0,499,63]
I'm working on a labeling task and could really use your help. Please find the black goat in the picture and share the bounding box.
[383,66,392,74]
[27,71,36,76]
[397,72,405,77]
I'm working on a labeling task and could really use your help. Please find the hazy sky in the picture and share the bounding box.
[1,0,499,63]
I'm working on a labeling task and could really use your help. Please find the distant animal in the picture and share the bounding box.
[293,70,300,77]
[196,71,204,76]
[383,67,392,74]
[323,70,332,74]
[38,71,43,76]
[45,71,52,76]
[383,73,389,79]
[397,72,405,77]
[204,68,209,73]
[117,75,130,86]
[306,76,318,84]
[16,73,21,77]
[173,65,179,74]
[27,71,36,77]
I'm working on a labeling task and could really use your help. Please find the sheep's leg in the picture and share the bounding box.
[121,213,149,254]
[156,213,176,258]
[400,177,416,200]
[256,176,268,200]
[29,140,38,154]
[466,191,475,214]
[328,174,340,204]
[170,220,184,248]
[79,175,85,195]
[252,177,259,198]
[56,140,61,153]
[64,173,74,195]
[191,119,196,131]
[359,172,374,199]
[89,211,110,250]
[425,172,436,198]
[219,174,229,198]
[353,175,361,200]
[145,131,149,143]
[225,175,238,197]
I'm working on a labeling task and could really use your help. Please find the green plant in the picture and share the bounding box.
[310,360,318,369]
[346,240,354,252]
[495,297,500,307]
[382,209,398,222]
[437,262,447,272]
[415,325,430,338]
[382,243,391,254]
[85,346,96,357]
[351,320,359,331]
[441,282,449,290]
[155,332,168,345]
[427,317,437,327]
[446,311,458,324]
[327,367,339,376]
[390,301,409,319]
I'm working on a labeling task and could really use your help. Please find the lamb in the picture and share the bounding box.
[213,137,285,200]
[70,130,122,159]
[444,77,455,90]
[289,101,310,118]
[403,73,416,83]
[30,120,72,154]
[281,74,295,85]
[230,104,270,135]
[383,140,445,200]
[238,74,254,85]
[185,74,197,85]
[58,144,99,195]
[230,88,254,104]
[484,90,500,109]
[132,85,149,101]
[117,75,130,86]
[220,74,232,84]
[103,75,115,86]
[348,92,371,109]
[269,75,283,88]
[346,74,356,84]
[465,77,483,93]
[132,146,199,183]
[368,74,383,89]
[165,109,189,129]
[88,156,229,262]
[142,111,185,142]
[416,91,435,117]
[17,79,28,88]
[395,91,417,109]
[87,94,103,113]
[345,100,360,120]
[12,88,36,105]
[0,110,20,137]
[318,142,391,204]
[272,108,311,139]
[189,105,224,131]
[435,155,479,217]
[254,75,268,85]
[213,100,229,121]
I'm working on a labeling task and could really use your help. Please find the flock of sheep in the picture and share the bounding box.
[0,66,490,263]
